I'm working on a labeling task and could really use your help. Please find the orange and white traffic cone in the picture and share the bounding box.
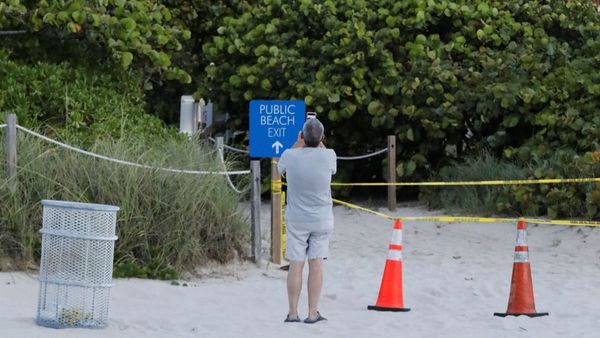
[368,219,410,312]
[494,220,548,317]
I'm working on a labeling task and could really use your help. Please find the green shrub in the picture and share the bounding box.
[196,1,600,189]
[420,150,600,220]
[0,52,179,146]
[0,131,249,278]
[0,1,190,83]
[499,150,600,219]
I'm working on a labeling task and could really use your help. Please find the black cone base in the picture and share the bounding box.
[368,305,410,312]
[494,312,549,317]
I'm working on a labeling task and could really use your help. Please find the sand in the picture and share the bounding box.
[1,202,599,338]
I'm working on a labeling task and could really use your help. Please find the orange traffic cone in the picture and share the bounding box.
[494,220,548,317]
[368,219,410,312]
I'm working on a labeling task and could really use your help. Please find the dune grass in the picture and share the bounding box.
[0,130,249,278]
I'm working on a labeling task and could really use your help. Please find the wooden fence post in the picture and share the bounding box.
[6,114,17,193]
[250,160,262,265]
[387,135,396,211]
[271,159,282,264]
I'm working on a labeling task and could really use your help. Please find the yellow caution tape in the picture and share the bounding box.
[331,177,600,187]
[281,191,286,259]
[508,218,600,227]
[332,198,397,220]
[271,179,282,193]
[332,198,600,227]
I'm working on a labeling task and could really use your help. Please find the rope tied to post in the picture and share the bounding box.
[337,148,388,160]
[211,134,391,161]
[208,137,250,154]
[216,147,249,193]
[14,125,250,176]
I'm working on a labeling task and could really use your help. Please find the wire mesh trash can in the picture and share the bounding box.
[36,200,119,329]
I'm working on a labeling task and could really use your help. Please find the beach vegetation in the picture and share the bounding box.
[420,149,600,219]
[0,129,248,278]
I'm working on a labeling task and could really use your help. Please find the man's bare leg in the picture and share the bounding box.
[307,258,324,320]
[287,261,305,319]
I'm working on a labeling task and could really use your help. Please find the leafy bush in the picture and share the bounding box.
[0,52,179,146]
[498,150,600,219]
[0,132,249,277]
[0,0,190,83]
[196,0,600,187]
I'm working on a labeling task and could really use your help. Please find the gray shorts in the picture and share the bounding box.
[285,223,333,262]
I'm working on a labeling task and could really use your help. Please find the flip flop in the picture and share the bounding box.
[304,312,327,324]
[284,314,301,323]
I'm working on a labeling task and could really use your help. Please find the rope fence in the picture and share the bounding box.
[223,143,250,154]
[15,125,250,176]
[217,148,248,193]
[209,136,388,160]
[337,148,388,160]
[208,137,250,154]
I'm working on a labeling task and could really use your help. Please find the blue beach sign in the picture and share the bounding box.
[249,100,305,158]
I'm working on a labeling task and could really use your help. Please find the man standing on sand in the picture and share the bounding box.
[277,118,337,324]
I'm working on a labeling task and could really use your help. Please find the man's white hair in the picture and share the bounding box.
[302,118,324,147]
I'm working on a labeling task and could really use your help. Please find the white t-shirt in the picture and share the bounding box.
[277,147,337,227]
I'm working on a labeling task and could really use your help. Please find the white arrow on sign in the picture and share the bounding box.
[272,140,283,154]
